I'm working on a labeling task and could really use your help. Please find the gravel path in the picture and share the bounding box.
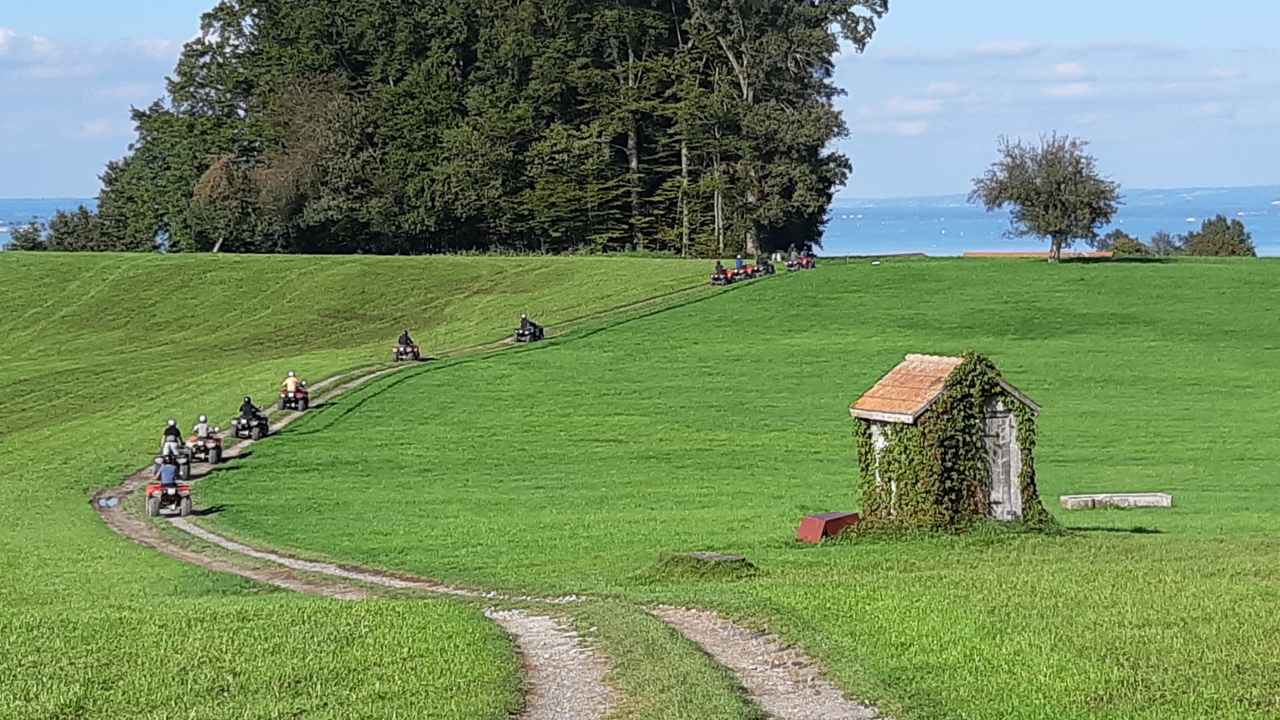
[486,610,615,720]
[652,607,880,720]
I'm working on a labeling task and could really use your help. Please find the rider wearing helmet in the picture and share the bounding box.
[160,419,183,458]
[520,314,532,331]
[735,254,745,270]
[240,396,261,420]
[283,371,303,393]
[398,330,415,347]
[154,457,180,487]
[193,415,212,439]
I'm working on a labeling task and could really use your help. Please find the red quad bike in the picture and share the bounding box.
[800,256,817,270]
[279,384,310,412]
[187,433,223,465]
[393,344,422,363]
[711,267,733,287]
[146,481,193,517]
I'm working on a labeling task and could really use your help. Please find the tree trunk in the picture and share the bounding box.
[627,117,641,249]
[1049,236,1064,263]
[744,182,759,256]
[680,140,690,256]
[713,159,725,257]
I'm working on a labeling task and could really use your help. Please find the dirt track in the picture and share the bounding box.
[90,279,878,720]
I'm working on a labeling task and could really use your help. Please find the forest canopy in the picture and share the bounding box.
[31,0,888,256]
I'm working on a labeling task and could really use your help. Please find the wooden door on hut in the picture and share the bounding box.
[983,400,1023,521]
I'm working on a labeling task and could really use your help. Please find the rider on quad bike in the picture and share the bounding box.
[192,415,213,439]
[283,371,304,393]
[399,330,415,347]
[154,456,181,487]
[240,396,263,420]
[160,419,183,458]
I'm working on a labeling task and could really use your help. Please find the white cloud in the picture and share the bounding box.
[965,40,1041,58]
[1199,67,1244,81]
[886,96,942,116]
[93,81,158,105]
[923,82,965,98]
[1192,103,1229,119]
[1,29,182,82]
[68,118,133,139]
[890,120,929,137]
[872,47,938,64]
[0,27,16,57]
[1042,82,1097,99]
[132,38,181,62]
[1024,62,1094,82]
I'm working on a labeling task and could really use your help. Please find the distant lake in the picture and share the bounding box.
[824,186,1280,257]
[4,186,1279,256]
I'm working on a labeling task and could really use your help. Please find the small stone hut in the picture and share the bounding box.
[849,353,1050,527]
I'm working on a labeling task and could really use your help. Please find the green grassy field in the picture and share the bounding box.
[0,252,705,719]
[201,258,1280,720]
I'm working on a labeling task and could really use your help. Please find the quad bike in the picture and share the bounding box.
[800,256,817,270]
[711,268,733,287]
[146,481,193,517]
[278,383,309,412]
[393,344,422,362]
[786,259,802,272]
[515,321,545,344]
[756,258,777,276]
[154,450,192,481]
[232,414,270,440]
[187,432,223,465]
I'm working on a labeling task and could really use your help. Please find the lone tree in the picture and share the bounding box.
[970,134,1121,263]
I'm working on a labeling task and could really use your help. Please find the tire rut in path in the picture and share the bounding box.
[651,607,881,720]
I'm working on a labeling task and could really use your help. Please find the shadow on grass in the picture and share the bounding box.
[191,504,228,517]
[1062,257,1173,265]
[1069,525,1163,534]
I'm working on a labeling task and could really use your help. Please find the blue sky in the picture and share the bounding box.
[3,0,1279,198]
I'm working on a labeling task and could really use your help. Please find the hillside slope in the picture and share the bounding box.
[203,257,1280,720]
[0,253,703,719]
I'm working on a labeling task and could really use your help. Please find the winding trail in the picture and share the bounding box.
[91,279,878,720]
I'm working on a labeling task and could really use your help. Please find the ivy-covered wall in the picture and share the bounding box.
[854,352,1053,529]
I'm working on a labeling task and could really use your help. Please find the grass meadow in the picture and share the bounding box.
[0,252,704,719]
[200,258,1280,720]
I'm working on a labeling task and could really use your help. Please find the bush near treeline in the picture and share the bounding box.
[16,0,888,257]
[1092,216,1257,258]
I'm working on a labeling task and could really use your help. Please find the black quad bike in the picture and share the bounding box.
[515,320,545,344]
[232,414,270,441]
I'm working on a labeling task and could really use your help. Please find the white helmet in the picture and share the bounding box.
[199,415,207,423]
[288,371,296,377]
[167,419,177,427]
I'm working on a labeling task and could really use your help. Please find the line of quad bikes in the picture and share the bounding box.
[712,254,816,286]
[144,316,549,518]
[144,257,810,518]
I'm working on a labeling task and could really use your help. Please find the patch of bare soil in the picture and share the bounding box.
[651,607,880,720]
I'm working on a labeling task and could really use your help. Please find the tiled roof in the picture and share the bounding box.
[850,354,1041,424]
[850,354,963,424]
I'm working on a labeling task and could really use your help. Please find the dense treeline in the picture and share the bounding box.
[22,0,887,256]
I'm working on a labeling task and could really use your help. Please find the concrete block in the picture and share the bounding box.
[1060,493,1173,510]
